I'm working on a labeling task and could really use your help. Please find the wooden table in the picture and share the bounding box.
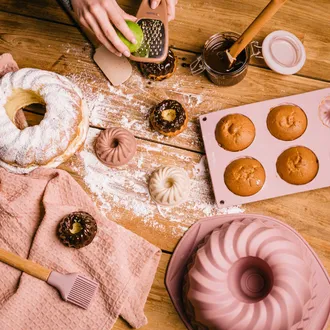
[1,0,330,329]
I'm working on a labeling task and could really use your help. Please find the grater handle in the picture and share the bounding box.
[137,0,168,24]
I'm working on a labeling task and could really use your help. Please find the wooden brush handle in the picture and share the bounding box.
[0,248,51,281]
[229,0,287,59]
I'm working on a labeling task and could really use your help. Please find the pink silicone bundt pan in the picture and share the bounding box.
[166,214,330,330]
[95,127,137,167]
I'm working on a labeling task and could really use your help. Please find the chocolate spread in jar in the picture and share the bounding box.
[204,38,247,73]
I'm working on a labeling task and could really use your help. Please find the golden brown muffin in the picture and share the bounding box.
[224,158,266,196]
[215,114,255,152]
[150,99,188,137]
[276,146,319,185]
[267,104,307,141]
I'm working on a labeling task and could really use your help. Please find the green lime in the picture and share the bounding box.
[133,39,150,58]
[116,21,144,53]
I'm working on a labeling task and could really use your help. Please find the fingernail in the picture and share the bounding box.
[124,50,130,57]
[131,38,137,44]
[151,0,157,9]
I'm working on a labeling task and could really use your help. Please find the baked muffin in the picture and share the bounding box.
[150,99,188,137]
[224,158,265,196]
[139,49,177,81]
[215,114,255,152]
[267,104,307,141]
[276,146,318,185]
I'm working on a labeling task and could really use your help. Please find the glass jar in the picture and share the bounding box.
[191,32,252,87]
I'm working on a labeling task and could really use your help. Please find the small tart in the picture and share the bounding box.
[276,146,318,185]
[224,158,265,196]
[215,114,255,152]
[95,127,137,167]
[139,49,177,81]
[57,211,97,249]
[267,104,307,141]
[150,99,188,137]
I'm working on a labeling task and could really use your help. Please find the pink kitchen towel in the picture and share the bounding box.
[0,167,161,330]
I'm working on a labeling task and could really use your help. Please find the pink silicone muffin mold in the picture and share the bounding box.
[200,88,330,208]
[166,214,330,330]
[95,127,137,167]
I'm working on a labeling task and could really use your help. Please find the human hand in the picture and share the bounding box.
[150,0,178,21]
[71,0,137,57]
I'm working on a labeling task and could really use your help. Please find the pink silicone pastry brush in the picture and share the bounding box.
[0,247,98,309]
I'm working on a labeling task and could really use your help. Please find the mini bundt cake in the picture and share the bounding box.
[95,127,137,167]
[184,218,315,330]
[149,166,190,206]
[57,211,97,249]
[150,99,188,137]
[139,49,177,81]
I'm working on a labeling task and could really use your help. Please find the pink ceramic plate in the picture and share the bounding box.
[165,214,330,330]
[200,88,330,208]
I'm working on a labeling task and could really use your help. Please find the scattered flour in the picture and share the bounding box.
[61,51,244,239]
[65,59,210,151]
[67,130,244,238]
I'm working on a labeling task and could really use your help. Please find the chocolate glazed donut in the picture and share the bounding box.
[57,212,97,249]
[140,49,177,81]
[150,99,188,137]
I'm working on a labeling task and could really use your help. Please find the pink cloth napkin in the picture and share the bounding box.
[0,168,161,330]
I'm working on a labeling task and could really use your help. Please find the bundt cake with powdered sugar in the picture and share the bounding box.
[0,68,89,173]
[184,218,315,330]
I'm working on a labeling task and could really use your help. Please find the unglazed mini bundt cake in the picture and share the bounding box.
[184,218,315,330]
[267,104,307,141]
[215,114,255,152]
[276,146,319,185]
[150,99,188,137]
[149,166,190,206]
[139,49,177,81]
[0,68,89,173]
[95,127,137,167]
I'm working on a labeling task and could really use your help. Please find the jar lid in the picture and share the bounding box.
[262,30,306,75]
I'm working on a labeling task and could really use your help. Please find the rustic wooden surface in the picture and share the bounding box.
[1,1,330,329]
